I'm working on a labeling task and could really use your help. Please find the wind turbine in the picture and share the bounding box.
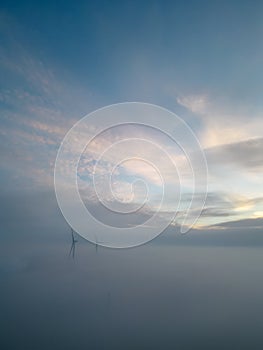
[69,228,78,259]
[94,235,111,254]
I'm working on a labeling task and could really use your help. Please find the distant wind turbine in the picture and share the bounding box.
[69,228,78,259]
[94,235,111,254]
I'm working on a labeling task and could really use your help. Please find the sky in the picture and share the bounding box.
[2,2,263,349]
[1,0,263,232]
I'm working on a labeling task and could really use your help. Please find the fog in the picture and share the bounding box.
[1,192,263,349]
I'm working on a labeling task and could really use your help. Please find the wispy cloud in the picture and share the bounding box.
[206,137,263,171]
[1,12,263,229]
[176,94,209,115]
[0,15,101,191]
[177,92,263,148]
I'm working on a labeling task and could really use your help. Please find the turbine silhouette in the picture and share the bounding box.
[94,235,110,254]
[69,228,78,259]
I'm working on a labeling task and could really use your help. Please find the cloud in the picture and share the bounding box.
[176,94,209,114]
[198,207,237,218]
[77,123,191,189]
[210,217,263,230]
[1,14,262,230]
[176,92,263,148]
[176,92,263,216]
[0,15,103,192]
[175,191,263,228]
[206,137,263,171]
[157,221,263,247]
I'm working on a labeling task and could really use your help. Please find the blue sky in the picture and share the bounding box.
[1,0,263,230]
